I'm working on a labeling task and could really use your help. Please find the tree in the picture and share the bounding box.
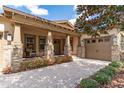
[75,5,124,38]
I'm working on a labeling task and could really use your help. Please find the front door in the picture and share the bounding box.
[54,39,61,55]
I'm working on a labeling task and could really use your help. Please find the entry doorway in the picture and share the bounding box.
[54,39,61,55]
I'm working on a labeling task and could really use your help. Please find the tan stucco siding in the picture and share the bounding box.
[0,40,7,66]
[72,36,78,55]
[0,17,13,65]
[0,17,14,33]
[81,28,119,39]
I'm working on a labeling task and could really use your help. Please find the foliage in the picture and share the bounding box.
[100,67,114,77]
[80,79,99,88]
[94,72,112,85]
[2,66,12,74]
[109,61,123,68]
[20,56,72,71]
[80,61,124,87]
[54,56,72,64]
[104,66,119,75]
[75,5,124,37]
[20,58,48,70]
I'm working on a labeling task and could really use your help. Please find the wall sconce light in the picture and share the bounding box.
[7,33,12,42]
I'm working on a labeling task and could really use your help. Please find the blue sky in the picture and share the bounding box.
[0,5,77,24]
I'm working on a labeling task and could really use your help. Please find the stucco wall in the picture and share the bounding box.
[0,17,13,69]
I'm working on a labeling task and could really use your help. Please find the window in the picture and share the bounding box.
[104,38,110,42]
[87,40,90,44]
[92,40,96,43]
[98,39,103,42]
[24,34,36,57]
[39,36,46,51]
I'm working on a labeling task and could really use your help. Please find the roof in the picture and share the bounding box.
[54,20,74,29]
[3,6,74,30]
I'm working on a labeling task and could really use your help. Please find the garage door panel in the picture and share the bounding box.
[85,36,111,61]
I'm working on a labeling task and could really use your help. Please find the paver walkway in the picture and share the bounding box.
[0,56,110,88]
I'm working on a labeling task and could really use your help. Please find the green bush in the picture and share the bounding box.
[80,79,99,88]
[109,61,123,68]
[105,66,119,75]
[94,72,112,85]
[100,68,114,77]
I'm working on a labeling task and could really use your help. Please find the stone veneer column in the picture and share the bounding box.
[77,35,85,58]
[64,35,71,56]
[111,35,120,61]
[11,24,23,71]
[45,31,54,62]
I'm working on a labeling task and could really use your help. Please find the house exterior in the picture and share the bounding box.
[0,6,124,73]
[0,6,80,72]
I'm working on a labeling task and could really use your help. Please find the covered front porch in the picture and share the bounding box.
[16,24,79,58]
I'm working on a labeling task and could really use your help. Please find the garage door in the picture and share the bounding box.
[85,36,111,61]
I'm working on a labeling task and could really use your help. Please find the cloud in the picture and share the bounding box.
[25,5,48,16]
[73,5,77,11]
[0,5,3,13]
[69,18,76,25]
[0,5,2,9]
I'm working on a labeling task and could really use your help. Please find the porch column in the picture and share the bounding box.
[12,24,23,71]
[36,35,39,56]
[64,35,71,56]
[77,35,85,58]
[45,31,54,62]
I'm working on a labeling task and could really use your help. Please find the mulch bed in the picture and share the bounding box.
[102,67,124,88]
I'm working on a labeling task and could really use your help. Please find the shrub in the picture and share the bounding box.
[2,66,12,74]
[100,68,114,78]
[55,55,72,64]
[109,61,123,68]
[80,79,99,88]
[20,58,48,70]
[94,72,112,85]
[105,66,119,75]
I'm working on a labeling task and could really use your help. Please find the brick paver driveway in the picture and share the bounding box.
[0,56,110,88]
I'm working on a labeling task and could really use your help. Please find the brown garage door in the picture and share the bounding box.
[85,36,111,61]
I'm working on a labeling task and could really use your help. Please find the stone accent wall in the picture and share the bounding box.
[0,44,23,73]
[64,35,72,56]
[111,45,120,61]
[77,46,85,58]
[44,32,54,64]
[111,35,121,61]
[11,44,23,72]
[77,36,85,58]
[2,45,13,69]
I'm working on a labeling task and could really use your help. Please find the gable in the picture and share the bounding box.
[58,22,74,29]
[54,20,74,29]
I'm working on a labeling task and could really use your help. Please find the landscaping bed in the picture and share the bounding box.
[78,61,124,88]
[2,55,73,74]
[102,67,124,88]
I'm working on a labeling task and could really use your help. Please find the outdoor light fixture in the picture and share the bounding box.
[7,33,12,42]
